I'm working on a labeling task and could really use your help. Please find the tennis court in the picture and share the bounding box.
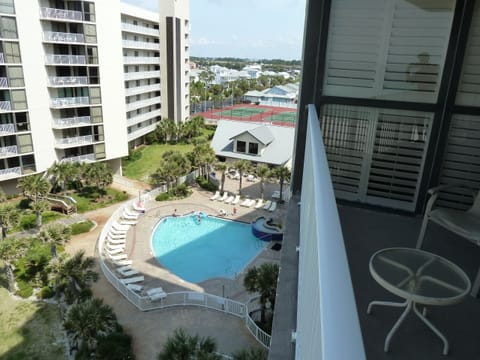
[216,107,268,118]
[264,111,297,124]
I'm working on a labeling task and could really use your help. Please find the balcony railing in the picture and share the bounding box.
[45,54,87,65]
[43,31,85,44]
[121,23,159,36]
[294,104,366,359]
[122,40,160,50]
[50,96,89,108]
[52,116,92,128]
[40,7,83,21]
[127,109,161,127]
[0,166,21,179]
[125,83,161,97]
[0,101,11,111]
[0,123,15,134]
[0,145,18,158]
[49,76,88,86]
[55,135,93,147]
[124,70,160,81]
[0,53,4,63]
[126,96,161,112]
[123,56,160,65]
[0,77,8,88]
[61,153,95,163]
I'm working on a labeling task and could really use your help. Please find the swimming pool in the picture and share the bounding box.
[151,213,267,283]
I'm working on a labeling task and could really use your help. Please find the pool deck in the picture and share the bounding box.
[69,181,287,360]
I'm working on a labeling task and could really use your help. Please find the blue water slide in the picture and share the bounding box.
[251,216,283,242]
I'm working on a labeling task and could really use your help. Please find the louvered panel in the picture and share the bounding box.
[438,114,480,210]
[366,109,432,209]
[456,1,480,106]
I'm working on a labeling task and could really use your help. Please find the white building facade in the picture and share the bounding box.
[0,0,189,193]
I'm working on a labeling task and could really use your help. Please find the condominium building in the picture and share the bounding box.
[0,0,189,193]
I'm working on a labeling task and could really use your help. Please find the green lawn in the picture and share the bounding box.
[122,143,194,182]
[0,274,65,360]
[71,187,129,213]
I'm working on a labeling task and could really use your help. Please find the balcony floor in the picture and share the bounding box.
[339,204,480,360]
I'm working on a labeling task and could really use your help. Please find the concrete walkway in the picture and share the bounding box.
[64,177,285,360]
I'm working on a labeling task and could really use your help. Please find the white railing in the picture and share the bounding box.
[40,7,83,21]
[43,31,85,43]
[295,105,365,359]
[53,116,91,128]
[56,135,93,146]
[125,83,161,97]
[127,123,158,142]
[0,166,21,178]
[49,76,88,86]
[122,40,160,50]
[61,153,95,163]
[0,145,18,157]
[0,77,8,87]
[50,96,89,108]
[124,70,161,81]
[0,101,11,111]
[123,56,160,65]
[126,96,161,111]
[245,297,271,349]
[127,109,161,127]
[45,54,86,65]
[121,23,159,36]
[98,190,271,350]
[0,53,4,63]
[0,123,15,134]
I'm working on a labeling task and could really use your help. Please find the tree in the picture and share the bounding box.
[215,162,228,194]
[38,223,72,258]
[30,199,50,227]
[82,162,113,192]
[243,263,280,324]
[158,328,221,360]
[0,203,20,240]
[64,297,117,351]
[234,160,250,195]
[52,249,98,304]
[232,348,268,360]
[47,161,77,193]
[17,174,51,227]
[151,151,191,191]
[190,143,216,180]
[0,186,5,202]
[255,164,270,200]
[273,166,291,203]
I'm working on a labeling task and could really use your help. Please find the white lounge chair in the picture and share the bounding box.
[107,253,127,261]
[263,200,272,210]
[109,229,127,237]
[146,287,165,296]
[119,269,139,277]
[218,192,229,202]
[254,199,264,209]
[224,195,235,204]
[114,259,133,266]
[107,244,125,251]
[106,247,124,255]
[116,265,132,273]
[122,213,138,221]
[232,195,240,205]
[124,208,140,218]
[132,202,145,213]
[127,283,143,292]
[120,276,144,285]
[210,191,220,200]
[240,198,251,207]
[146,287,167,301]
[112,221,130,231]
[108,238,126,245]
[269,201,277,212]
[118,219,137,226]
[247,199,256,207]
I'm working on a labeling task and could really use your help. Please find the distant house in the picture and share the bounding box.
[244,83,299,108]
[211,120,294,168]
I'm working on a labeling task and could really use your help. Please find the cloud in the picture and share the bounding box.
[190,37,224,46]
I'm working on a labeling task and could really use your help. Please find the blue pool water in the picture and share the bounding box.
[151,213,267,283]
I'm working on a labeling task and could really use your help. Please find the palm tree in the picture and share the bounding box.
[273,166,291,203]
[53,249,98,304]
[30,199,51,227]
[38,223,72,258]
[151,151,191,191]
[17,174,52,227]
[190,143,216,179]
[47,161,76,193]
[64,297,117,351]
[232,348,268,360]
[215,162,228,193]
[255,164,270,199]
[243,263,280,324]
[0,203,20,240]
[158,328,221,360]
[234,159,250,195]
[83,162,113,193]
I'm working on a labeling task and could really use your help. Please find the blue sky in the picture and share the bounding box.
[122,0,306,60]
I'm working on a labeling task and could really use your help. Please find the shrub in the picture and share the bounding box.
[95,332,135,360]
[38,286,54,299]
[173,183,191,198]
[20,214,36,230]
[197,177,218,192]
[113,191,129,202]
[16,279,33,298]
[42,211,64,224]
[71,221,95,235]
[155,192,172,202]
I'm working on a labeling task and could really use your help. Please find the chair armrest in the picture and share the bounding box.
[425,184,477,215]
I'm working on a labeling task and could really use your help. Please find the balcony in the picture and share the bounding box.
[55,135,93,149]
[0,77,8,88]
[0,53,4,63]
[0,145,18,158]
[49,76,88,87]
[43,31,85,44]
[0,101,11,111]
[123,56,160,65]
[127,109,161,127]
[50,96,89,108]
[39,7,83,21]
[124,70,160,81]
[125,83,161,97]
[121,23,159,36]
[122,40,160,50]
[61,153,95,163]
[0,166,21,180]
[45,54,87,65]
[127,123,158,142]
[52,116,92,129]
[125,96,160,112]
[0,123,15,135]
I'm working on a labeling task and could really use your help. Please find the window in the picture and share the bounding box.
[90,106,102,123]
[89,87,101,104]
[83,2,95,22]
[248,142,259,155]
[84,24,97,43]
[86,46,98,64]
[11,89,26,110]
[94,143,105,159]
[2,41,20,63]
[236,140,246,153]
[7,66,23,87]
[0,16,16,38]
[17,133,32,153]
[0,0,15,14]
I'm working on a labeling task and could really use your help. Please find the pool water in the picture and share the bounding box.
[151,214,267,283]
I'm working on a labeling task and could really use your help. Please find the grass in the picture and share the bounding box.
[122,143,194,182]
[10,211,65,233]
[0,263,65,360]
[71,220,95,235]
[72,187,129,213]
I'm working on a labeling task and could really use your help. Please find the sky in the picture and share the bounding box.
[122,0,306,60]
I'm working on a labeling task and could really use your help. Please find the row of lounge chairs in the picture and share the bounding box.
[210,191,241,205]
[211,192,278,212]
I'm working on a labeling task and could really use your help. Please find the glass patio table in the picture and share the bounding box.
[367,247,471,355]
